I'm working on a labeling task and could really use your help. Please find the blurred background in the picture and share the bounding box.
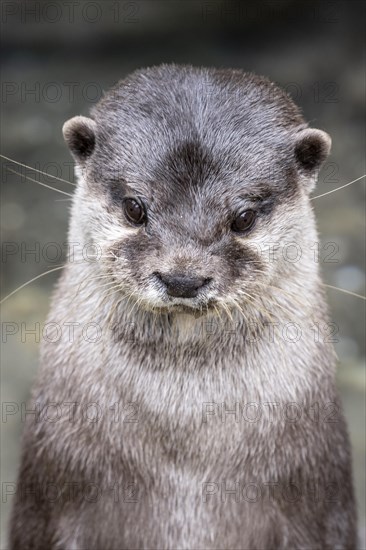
[1,0,365,547]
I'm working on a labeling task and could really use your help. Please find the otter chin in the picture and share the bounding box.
[10,64,356,550]
[157,302,215,317]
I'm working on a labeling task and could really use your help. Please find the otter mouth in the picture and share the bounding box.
[154,300,216,318]
[171,304,209,317]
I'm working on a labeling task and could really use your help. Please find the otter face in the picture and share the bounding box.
[63,66,331,315]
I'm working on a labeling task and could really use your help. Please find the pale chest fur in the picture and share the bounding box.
[37,304,334,488]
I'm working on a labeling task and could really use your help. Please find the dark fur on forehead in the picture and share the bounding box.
[151,139,223,201]
[89,64,306,188]
[82,64,331,214]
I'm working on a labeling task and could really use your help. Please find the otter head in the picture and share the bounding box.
[63,65,331,317]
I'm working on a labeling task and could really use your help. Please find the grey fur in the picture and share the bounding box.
[10,64,356,549]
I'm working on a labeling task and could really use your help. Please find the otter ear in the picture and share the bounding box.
[294,128,331,175]
[62,116,96,162]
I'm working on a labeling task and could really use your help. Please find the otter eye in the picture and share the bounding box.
[123,198,146,225]
[231,210,256,233]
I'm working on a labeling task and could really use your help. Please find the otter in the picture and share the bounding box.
[10,64,357,549]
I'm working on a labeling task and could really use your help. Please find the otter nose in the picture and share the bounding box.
[155,272,210,298]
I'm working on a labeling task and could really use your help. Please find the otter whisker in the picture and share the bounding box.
[102,284,126,299]
[7,167,73,197]
[127,292,144,319]
[220,300,234,323]
[311,174,365,200]
[0,266,65,305]
[227,296,251,331]
[322,283,366,301]
[212,303,222,321]
[1,154,76,186]
[73,274,118,295]
[215,302,222,322]
[74,279,120,299]
[85,291,118,325]
[254,281,313,310]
